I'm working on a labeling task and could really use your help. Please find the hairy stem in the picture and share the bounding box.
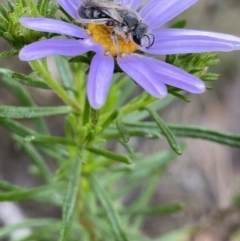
[30,60,81,113]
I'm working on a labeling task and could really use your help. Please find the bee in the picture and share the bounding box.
[78,0,155,52]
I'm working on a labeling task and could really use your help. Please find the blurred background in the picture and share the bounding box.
[0,0,240,240]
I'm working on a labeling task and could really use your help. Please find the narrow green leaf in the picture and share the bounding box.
[102,126,161,140]
[0,181,20,192]
[119,204,183,215]
[0,68,42,87]
[116,118,130,143]
[0,105,71,119]
[59,154,82,241]
[144,107,182,155]
[0,219,59,240]
[55,56,75,98]
[201,73,219,82]
[88,174,130,241]
[0,4,9,20]
[6,0,14,12]
[86,147,132,164]
[99,110,119,134]
[169,91,191,103]
[20,0,27,7]
[47,4,60,18]
[0,15,8,26]
[15,0,22,5]
[10,72,77,93]
[82,97,91,125]
[12,72,52,89]
[124,122,240,148]
[1,75,34,106]
[0,184,63,205]
[0,48,19,60]
[37,0,43,10]
[169,124,240,148]
[0,118,36,137]
[4,127,70,165]
[25,135,75,146]
[1,76,48,134]
[15,136,53,183]
[39,0,51,15]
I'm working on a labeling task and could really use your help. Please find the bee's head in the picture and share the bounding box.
[132,23,154,48]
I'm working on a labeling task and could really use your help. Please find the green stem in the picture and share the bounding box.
[74,63,85,126]
[101,94,159,123]
[30,60,81,113]
[121,95,159,114]
[75,63,85,104]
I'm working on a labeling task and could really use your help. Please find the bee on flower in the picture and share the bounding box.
[19,0,240,109]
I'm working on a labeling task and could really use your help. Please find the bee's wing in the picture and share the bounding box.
[101,8,123,22]
[86,0,128,11]
[82,0,124,23]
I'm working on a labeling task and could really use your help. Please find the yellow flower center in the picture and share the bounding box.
[87,24,138,56]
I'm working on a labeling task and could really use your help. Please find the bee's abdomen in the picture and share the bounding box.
[79,5,110,19]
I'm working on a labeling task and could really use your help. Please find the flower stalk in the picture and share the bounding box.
[30,60,82,113]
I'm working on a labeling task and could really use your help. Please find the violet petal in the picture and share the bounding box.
[136,54,205,93]
[87,53,114,109]
[140,0,199,30]
[19,38,96,61]
[117,54,167,98]
[122,0,143,10]
[142,28,240,55]
[19,17,87,38]
[58,0,80,20]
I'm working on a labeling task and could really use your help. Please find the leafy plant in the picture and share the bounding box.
[0,1,240,241]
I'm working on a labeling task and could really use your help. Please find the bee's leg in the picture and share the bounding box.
[124,33,130,43]
[110,31,119,55]
[124,28,134,43]
[116,24,129,43]
[106,19,116,27]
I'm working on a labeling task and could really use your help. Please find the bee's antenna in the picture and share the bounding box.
[145,34,155,49]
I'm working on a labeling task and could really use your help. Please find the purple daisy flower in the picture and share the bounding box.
[19,0,240,109]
